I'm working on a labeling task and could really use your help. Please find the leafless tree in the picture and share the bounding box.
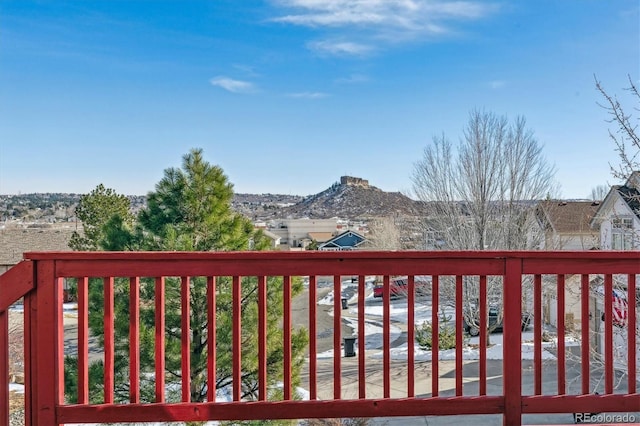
[595,75,639,181]
[364,216,402,251]
[589,185,610,202]
[411,110,557,341]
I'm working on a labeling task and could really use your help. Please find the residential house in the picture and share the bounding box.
[535,200,601,250]
[590,171,640,250]
[267,219,338,250]
[0,224,76,301]
[588,171,640,371]
[318,230,366,251]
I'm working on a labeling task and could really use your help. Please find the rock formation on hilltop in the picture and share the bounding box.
[273,176,420,219]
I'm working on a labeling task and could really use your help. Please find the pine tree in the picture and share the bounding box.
[66,148,308,403]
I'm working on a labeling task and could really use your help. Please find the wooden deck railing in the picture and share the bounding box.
[1,251,638,425]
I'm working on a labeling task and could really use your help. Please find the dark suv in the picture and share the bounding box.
[463,307,532,336]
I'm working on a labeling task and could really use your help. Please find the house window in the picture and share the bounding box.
[611,217,635,250]
[612,217,633,229]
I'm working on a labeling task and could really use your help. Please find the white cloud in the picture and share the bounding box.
[271,0,500,56]
[335,73,370,84]
[209,76,256,93]
[308,40,373,56]
[489,80,506,89]
[286,91,330,99]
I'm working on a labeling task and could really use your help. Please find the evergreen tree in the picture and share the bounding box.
[66,148,308,404]
[69,183,135,251]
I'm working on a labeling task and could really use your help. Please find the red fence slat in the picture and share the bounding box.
[628,274,636,394]
[333,275,341,400]
[358,274,366,399]
[580,274,590,395]
[407,275,415,398]
[0,310,8,426]
[104,277,114,404]
[78,277,89,404]
[232,276,241,402]
[181,276,191,403]
[283,275,292,401]
[479,275,487,396]
[308,275,317,400]
[258,275,267,401]
[431,275,439,397]
[155,277,165,403]
[455,275,463,397]
[383,275,390,399]
[129,276,140,404]
[533,274,542,396]
[557,274,565,395]
[604,274,614,394]
[207,276,216,403]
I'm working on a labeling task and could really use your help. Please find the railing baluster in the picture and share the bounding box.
[534,274,542,395]
[580,274,590,394]
[455,275,463,397]
[104,276,114,404]
[431,275,439,397]
[628,274,636,394]
[604,274,614,394]
[206,276,216,403]
[232,276,242,402]
[357,274,366,399]
[181,276,191,403]
[283,275,292,400]
[308,275,317,400]
[128,277,140,404]
[1,309,8,426]
[333,274,341,400]
[258,275,267,401]
[407,275,415,398]
[479,275,487,396]
[383,275,390,398]
[155,277,165,403]
[24,293,33,426]
[557,274,565,395]
[78,277,89,404]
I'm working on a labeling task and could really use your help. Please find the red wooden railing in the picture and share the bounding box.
[1,251,639,425]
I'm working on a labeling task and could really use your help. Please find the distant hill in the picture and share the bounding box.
[0,177,419,222]
[270,176,420,219]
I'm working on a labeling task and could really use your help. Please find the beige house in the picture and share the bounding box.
[535,200,600,250]
[534,201,600,339]
[267,219,338,250]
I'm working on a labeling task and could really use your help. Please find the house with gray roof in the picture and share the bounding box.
[590,171,640,250]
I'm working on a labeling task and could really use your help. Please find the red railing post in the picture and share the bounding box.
[503,257,523,426]
[33,260,63,425]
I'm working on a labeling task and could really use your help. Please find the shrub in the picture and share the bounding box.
[415,313,457,351]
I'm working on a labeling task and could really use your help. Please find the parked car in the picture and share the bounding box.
[373,276,431,298]
[463,307,532,336]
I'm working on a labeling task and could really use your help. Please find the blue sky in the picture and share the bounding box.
[1,1,638,199]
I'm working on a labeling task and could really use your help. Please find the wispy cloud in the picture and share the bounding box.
[286,91,330,99]
[271,0,499,56]
[210,76,256,93]
[488,80,506,89]
[335,73,370,84]
[308,40,373,56]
